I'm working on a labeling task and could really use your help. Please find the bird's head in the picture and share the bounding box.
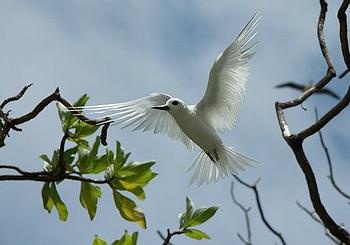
[151,98,187,116]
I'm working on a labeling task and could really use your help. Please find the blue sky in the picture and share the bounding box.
[0,1,349,244]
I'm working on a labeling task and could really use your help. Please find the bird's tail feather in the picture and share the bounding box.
[187,145,256,186]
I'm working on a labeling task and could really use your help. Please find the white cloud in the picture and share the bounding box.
[0,1,348,245]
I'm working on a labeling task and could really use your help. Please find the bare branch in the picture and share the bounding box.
[318,0,336,72]
[297,201,341,244]
[233,175,287,245]
[0,83,33,109]
[0,165,48,176]
[0,85,111,147]
[315,108,350,201]
[157,231,175,245]
[338,0,350,70]
[0,162,111,184]
[274,1,350,243]
[230,181,252,245]
[0,165,111,184]
[159,229,184,245]
[298,86,350,139]
[339,69,349,78]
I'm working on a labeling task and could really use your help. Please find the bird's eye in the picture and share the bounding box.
[172,101,179,106]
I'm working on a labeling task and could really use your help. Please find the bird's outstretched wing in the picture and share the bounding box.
[70,93,193,151]
[195,12,260,132]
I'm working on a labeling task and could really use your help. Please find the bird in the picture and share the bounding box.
[68,12,260,186]
[275,80,340,100]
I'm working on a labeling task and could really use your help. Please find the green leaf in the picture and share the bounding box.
[57,94,90,131]
[80,182,101,220]
[188,206,219,227]
[114,180,145,201]
[51,150,60,170]
[63,146,77,165]
[40,154,52,172]
[111,231,138,245]
[113,190,146,229]
[78,136,105,174]
[41,182,54,213]
[179,196,194,229]
[119,161,155,176]
[50,183,68,221]
[73,121,99,139]
[92,235,108,245]
[184,229,210,240]
[113,141,125,173]
[120,169,157,188]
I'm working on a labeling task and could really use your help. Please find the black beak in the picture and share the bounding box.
[151,105,170,111]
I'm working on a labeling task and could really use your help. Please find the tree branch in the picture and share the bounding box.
[0,85,111,147]
[298,86,350,140]
[338,0,350,71]
[297,201,341,244]
[0,83,33,109]
[231,181,252,245]
[0,164,111,184]
[275,0,350,243]
[315,108,350,201]
[233,175,287,245]
[158,229,184,245]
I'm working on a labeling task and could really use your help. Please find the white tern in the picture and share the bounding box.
[71,12,260,186]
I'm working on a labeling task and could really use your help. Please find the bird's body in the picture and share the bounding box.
[69,12,260,185]
[170,104,222,153]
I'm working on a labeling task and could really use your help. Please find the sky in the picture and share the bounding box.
[0,1,349,245]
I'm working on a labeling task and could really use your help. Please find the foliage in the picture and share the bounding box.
[93,231,138,245]
[178,196,219,240]
[39,95,157,228]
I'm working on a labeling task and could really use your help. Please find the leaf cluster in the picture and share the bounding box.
[178,196,220,240]
[40,95,157,229]
[93,231,138,245]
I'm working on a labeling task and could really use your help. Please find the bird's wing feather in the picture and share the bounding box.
[70,93,193,151]
[195,12,260,132]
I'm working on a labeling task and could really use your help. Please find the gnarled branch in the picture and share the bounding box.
[0,85,111,147]
[315,108,350,201]
[275,0,350,243]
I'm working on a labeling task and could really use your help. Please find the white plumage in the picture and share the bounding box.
[70,12,260,186]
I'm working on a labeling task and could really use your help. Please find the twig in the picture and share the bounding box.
[315,108,350,201]
[0,164,111,184]
[233,175,287,245]
[318,0,335,72]
[156,231,174,245]
[0,85,111,147]
[57,133,68,176]
[338,0,350,71]
[275,1,350,243]
[230,181,252,245]
[298,86,350,140]
[0,83,33,109]
[339,69,349,79]
[0,165,48,176]
[297,201,341,244]
[160,229,184,245]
